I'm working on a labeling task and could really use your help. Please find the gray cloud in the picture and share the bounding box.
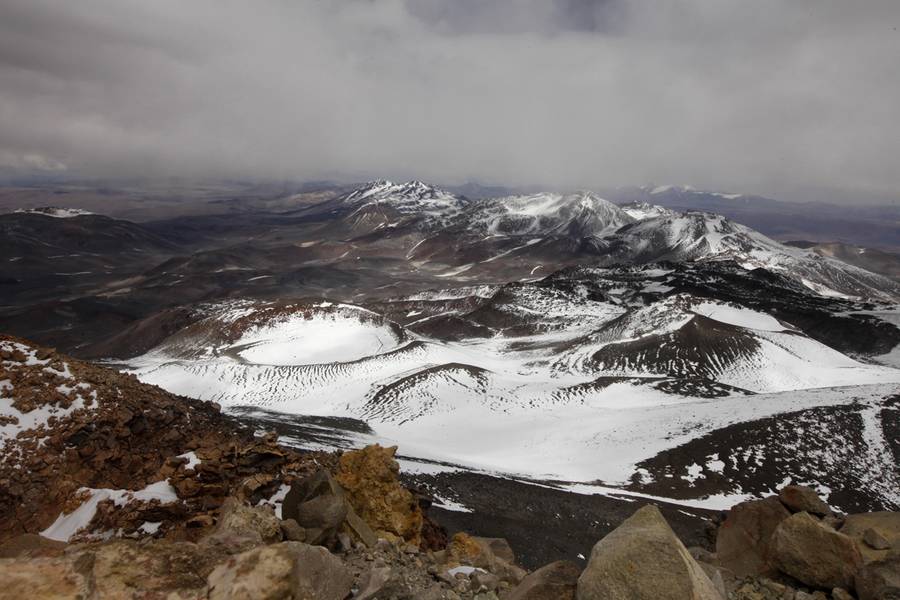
[0,0,898,203]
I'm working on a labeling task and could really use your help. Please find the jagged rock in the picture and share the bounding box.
[0,554,94,599]
[778,485,832,517]
[345,506,379,547]
[282,469,377,548]
[507,560,579,600]
[716,496,791,577]
[841,512,900,563]
[294,495,347,540]
[206,541,352,600]
[855,552,900,600]
[335,445,424,545]
[576,504,723,600]
[203,497,282,552]
[864,528,892,551]
[770,511,863,590]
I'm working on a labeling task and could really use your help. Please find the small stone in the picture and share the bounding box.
[831,588,853,600]
[862,527,890,550]
[280,518,306,542]
[778,485,831,517]
[472,570,500,592]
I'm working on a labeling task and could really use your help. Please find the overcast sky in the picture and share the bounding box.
[1,0,899,203]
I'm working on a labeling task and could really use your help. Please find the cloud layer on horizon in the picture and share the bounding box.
[0,0,898,203]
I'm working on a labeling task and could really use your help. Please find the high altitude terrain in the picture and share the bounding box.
[2,180,899,524]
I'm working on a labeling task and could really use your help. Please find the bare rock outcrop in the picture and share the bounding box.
[335,444,425,546]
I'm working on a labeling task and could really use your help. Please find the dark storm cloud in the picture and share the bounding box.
[0,0,898,202]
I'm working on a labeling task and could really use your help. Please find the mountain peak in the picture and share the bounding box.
[343,180,466,214]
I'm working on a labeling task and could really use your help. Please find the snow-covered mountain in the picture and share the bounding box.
[341,180,468,216]
[604,212,900,301]
[620,202,676,221]
[456,191,634,238]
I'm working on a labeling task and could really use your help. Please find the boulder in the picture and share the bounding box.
[0,554,94,598]
[832,588,854,600]
[508,560,580,600]
[778,485,832,517]
[770,511,863,590]
[335,444,424,545]
[282,469,377,547]
[89,539,220,598]
[206,541,352,600]
[855,552,900,600]
[841,512,900,563]
[716,496,791,576]
[576,504,723,600]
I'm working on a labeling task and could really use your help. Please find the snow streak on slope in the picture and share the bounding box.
[13,207,94,218]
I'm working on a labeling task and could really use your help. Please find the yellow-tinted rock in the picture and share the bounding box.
[335,445,423,545]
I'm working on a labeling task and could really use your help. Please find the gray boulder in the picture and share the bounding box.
[576,505,723,600]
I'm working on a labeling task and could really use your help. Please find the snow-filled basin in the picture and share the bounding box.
[231,312,401,366]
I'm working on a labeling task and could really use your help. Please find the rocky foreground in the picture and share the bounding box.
[1,335,899,599]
